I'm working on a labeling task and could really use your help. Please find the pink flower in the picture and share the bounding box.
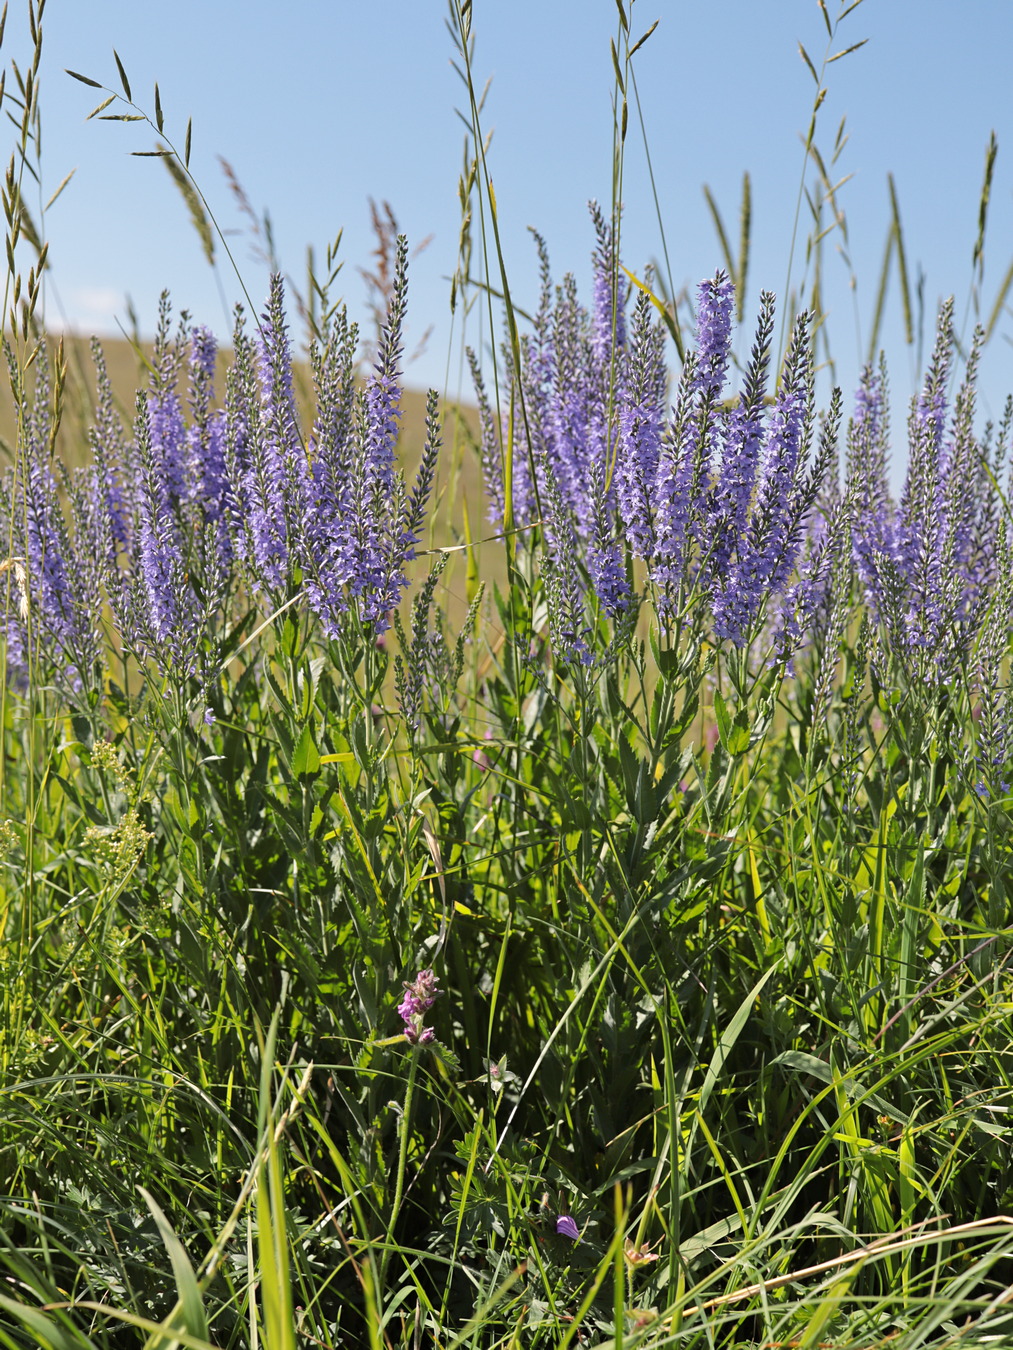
[398,968,441,1045]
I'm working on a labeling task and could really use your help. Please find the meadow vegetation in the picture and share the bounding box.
[3,1,1013,1346]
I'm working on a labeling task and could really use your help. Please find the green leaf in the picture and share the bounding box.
[140,1187,210,1344]
[112,49,132,101]
[610,37,625,95]
[52,773,106,827]
[888,172,913,344]
[629,20,659,58]
[713,688,731,747]
[702,183,736,282]
[85,93,116,120]
[696,966,778,1126]
[827,38,869,64]
[0,1291,97,1349]
[797,41,820,87]
[713,688,750,755]
[291,723,321,778]
[44,166,76,209]
[65,67,103,89]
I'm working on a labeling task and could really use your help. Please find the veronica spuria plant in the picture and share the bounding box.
[9,2,1013,1344]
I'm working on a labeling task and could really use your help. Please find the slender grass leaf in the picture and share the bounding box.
[702,184,735,281]
[0,1291,98,1349]
[696,965,778,1124]
[828,38,868,62]
[984,252,1013,340]
[797,1268,858,1348]
[797,41,820,86]
[112,49,131,101]
[85,94,116,120]
[65,68,102,89]
[629,20,659,57]
[973,129,998,275]
[44,167,75,210]
[621,266,675,340]
[737,170,751,320]
[867,224,893,362]
[610,37,625,95]
[139,1188,209,1345]
[154,80,163,133]
[888,172,913,343]
[258,1122,296,1350]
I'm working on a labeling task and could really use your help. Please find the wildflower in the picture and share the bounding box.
[541,458,594,666]
[134,392,198,675]
[398,968,442,1046]
[692,269,735,400]
[244,274,303,590]
[555,1215,581,1242]
[5,346,101,689]
[624,1237,661,1267]
[587,458,630,617]
[615,288,665,560]
[847,355,894,611]
[705,290,776,584]
[298,309,359,635]
[711,309,815,645]
[468,347,505,526]
[589,199,625,367]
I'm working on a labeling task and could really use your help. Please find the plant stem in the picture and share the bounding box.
[378,1044,420,1300]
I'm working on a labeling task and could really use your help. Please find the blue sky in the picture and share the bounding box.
[11,1,1013,451]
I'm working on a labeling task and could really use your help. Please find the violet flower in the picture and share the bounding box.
[589,199,625,368]
[615,288,665,560]
[704,290,775,585]
[711,311,815,645]
[398,968,442,1046]
[246,274,303,590]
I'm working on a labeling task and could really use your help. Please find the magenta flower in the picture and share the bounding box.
[398,968,442,1045]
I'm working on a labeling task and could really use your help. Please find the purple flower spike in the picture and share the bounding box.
[398,968,442,1046]
[556,1215,580,1242]
[693,270,735,399]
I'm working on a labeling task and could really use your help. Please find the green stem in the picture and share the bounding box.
[378,1045,420,1300]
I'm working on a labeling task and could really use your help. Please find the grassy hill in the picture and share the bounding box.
[0,331,496,626]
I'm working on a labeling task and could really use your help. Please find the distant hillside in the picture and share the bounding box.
[0,332,499,624]
[1,333,476,468]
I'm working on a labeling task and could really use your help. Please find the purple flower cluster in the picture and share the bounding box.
[2,241,438,692]
[471,217,1010,680]
[473,214,833,659]
[398,968,442,1046]
[1,345,102,691]
[847,303,1004,679]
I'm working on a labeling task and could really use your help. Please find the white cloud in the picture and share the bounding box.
[46,286,126,338]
